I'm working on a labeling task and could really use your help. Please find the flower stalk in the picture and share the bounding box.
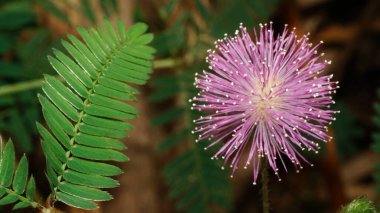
[261,159,269,213]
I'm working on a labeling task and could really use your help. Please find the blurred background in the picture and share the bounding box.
[0,0,379,212]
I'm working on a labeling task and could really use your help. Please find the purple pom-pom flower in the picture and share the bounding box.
[191,22,339,184]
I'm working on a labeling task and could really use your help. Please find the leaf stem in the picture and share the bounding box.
[261,159,270,213]
[0,78,44,97]
[0,58,183,97]
[2,186,46,210]
[153,58,183,69]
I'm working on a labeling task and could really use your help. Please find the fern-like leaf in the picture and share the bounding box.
[0,137,38,210]
[152,71,231,213]
[38,20,154,209]
[163,144,232,213]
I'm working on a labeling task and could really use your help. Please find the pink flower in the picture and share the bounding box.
[190,22,339,184]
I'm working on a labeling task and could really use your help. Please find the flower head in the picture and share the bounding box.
[190,22,339,184]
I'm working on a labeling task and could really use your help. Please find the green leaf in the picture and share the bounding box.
[26,176,36,200]
[48,56,88,98]
[37,123,66,162]
[66,34,102,69]
[95,27,113,51]
[112,57,152,75]
[45,166,58,188]
[61,40,97,79]
[0,139,37,209]
[13,155,28,194]
[121,45,155,60]
[0,187,5,197]
[67,157,123,176]
[93,84,136,101]
[53,49,93,88]
[104,67,148,85]
[117,20,126,39]
[12,201,31,210]
[38,94,75,136]
[38,20,155,209]
[75,133,126,150]
[0,140,15,187]
[133,33,154,45]
[58,182,112,201]
[89,94,138,114]
[79,124,128,138]
[82,114,132,131]
[85,104,136,120]
[41,140,62,174]
[56,192,97,210]
[118,52,153,68]
[77,27,106,62]
[152,107,185,126]
[125,23,148,40]
[42,108,71,150]
[103,20,118,44]
[63,170,119,188]
[98,76,139,94]
[0,194,18,205]
[42,83,79,121]
[71,145,128,162]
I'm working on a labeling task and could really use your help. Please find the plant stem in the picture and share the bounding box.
[2,186,46,211]
[0,58,182,97]
[261,159,270,213]
[153,58,183,69]
[0,78,44,97]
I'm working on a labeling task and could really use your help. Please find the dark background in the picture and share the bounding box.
[0,0,379,212]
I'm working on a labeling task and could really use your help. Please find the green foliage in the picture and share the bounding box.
[152,13,186,58]
[0,138,38,210]
[163,146,231,213]
[340,197,377,213]
[332,102,364,160]
[0,1,36,30]
[0,1,58,153]
[209,0,279,37]
[36,0,70,24]
[38,20,154,209]
[152,70,232,213]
